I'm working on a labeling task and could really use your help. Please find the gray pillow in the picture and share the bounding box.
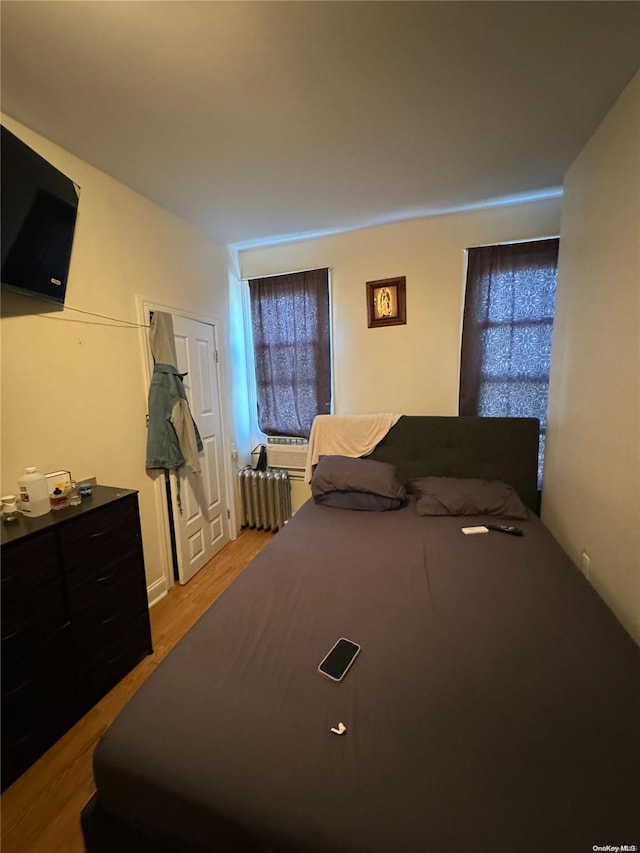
[412,476,528,520]
[312,455,407,511]
[314,491,405,512]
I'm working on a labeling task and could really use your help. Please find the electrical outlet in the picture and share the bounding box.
[581,551,591,579]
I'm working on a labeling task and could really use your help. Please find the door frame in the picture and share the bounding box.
[137,296,237,599]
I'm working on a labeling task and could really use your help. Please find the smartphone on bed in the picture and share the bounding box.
[318,638,361,682]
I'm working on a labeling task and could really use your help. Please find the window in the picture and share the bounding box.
[459,239,559,490]
[248,268,331,438]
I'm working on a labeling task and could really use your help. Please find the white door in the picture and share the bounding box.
[169,315,230,584]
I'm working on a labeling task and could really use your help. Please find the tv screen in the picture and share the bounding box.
[1,125,80,306]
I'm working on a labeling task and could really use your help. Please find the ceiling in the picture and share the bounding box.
[2,1,639,249]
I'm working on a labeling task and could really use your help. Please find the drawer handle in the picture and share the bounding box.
[11,732,35,748]
[90,527,113,539]
[4,678,32,697]
[95,575,115,584]
[2,628,24,642]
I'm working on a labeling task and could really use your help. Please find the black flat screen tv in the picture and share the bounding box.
[1,125,80,306]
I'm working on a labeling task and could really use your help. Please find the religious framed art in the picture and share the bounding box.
[366,276,406,328]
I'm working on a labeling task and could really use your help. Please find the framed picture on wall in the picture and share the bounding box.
[366,276,406,328]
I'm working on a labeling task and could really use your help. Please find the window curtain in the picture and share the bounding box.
[459,239,559,487]
[249,268,331,438]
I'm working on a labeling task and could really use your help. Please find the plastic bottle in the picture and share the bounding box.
[18,467,51,517]
[1,495,20,522]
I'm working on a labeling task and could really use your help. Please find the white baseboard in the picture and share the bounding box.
[147,576,169,608]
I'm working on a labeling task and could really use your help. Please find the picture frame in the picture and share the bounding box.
[366,276,406,328]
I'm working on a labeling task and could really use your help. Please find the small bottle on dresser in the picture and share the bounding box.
[2,495,20,523]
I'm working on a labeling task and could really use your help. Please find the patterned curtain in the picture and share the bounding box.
[459,239,559,488]
[249,268,331,438]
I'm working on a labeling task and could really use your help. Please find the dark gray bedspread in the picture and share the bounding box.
[93,499,639,852]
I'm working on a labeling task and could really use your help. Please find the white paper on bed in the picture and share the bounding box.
[304,413,401,483]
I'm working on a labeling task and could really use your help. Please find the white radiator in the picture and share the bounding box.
[238,467,291,532]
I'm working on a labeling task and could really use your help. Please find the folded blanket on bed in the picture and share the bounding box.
[304,413,401,482]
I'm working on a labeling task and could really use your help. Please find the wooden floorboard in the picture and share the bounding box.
[0,528,273,853]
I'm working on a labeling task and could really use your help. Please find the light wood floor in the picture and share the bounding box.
[1,528,273,853]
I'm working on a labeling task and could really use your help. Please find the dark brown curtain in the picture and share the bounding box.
[249,268,331,438]
[459,239,559,487]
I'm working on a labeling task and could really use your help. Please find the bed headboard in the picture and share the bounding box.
[367,416,540,513]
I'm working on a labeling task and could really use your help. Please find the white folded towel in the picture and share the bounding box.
[304,413,401,483]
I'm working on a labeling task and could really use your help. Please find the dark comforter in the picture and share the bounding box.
[92,499,639,852]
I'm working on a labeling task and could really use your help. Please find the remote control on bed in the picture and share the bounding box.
[486,524,524,537]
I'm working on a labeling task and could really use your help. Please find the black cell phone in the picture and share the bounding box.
[318,638,361,682]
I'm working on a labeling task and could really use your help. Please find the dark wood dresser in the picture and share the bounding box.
[1,486,153,791]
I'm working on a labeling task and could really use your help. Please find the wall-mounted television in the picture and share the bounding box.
[1,125,80,306]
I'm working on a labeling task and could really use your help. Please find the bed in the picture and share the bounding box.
[82,417,639,852]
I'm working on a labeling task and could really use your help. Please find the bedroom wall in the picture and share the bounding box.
[239,199,562,418]
[543,71,640,644]
[0,114,234,602]
[238,199,561,509]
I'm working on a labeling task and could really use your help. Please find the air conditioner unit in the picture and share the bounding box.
[266,437,308,474]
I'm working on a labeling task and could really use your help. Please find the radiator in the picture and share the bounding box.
[238,466,291,532]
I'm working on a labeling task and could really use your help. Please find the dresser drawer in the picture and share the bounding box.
[72,573,148,666]
[1,578,68,658]
[58,496,141,573]
[1,698,78,791]
[0,530,59,606]
[66,550,147,617]
[2,625,79,740]
[1,625,80,790]
[2,732,52,792]
[80,614,152,709]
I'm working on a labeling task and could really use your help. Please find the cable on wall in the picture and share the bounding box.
[33,304,151,328]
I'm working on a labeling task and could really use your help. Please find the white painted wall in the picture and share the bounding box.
[543,71,640,643]
[1,115,233,602]
[239,200,561,419]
